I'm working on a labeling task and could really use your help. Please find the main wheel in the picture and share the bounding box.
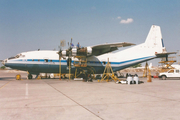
[28,74,33,79]
[50,74,55,79]
[162,75,166,80]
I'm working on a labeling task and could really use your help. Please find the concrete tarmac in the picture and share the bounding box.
[0,70,180,120]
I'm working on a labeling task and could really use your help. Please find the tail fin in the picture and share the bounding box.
[144,25,166,53]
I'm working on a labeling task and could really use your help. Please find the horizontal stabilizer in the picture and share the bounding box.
[156,52,176,58]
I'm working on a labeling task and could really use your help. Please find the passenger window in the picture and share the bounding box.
[44,59,48,62]
[168,70,174,73]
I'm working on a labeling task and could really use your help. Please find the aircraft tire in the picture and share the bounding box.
[28,74,33,80]
[50,74,55,79]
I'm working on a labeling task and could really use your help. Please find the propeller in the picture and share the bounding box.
[57,38,72,80]
[68,38,73,79]
[70,38,72,48]
[58,40,66,80]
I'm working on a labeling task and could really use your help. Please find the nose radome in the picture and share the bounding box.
[1,59,7,65]
[0,60,3,65]
[1,60,4,65]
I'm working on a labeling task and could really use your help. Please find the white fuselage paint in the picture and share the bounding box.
[3,25,166,75]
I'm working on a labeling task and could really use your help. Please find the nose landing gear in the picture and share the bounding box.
[27,74,33,79]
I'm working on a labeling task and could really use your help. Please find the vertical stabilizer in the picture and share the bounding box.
[144,25,166,53]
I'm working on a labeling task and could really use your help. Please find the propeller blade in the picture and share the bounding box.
[60,40,66,47]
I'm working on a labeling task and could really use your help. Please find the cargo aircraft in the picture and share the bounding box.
[2,25,174,79]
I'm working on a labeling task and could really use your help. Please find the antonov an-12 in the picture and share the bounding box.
[2,25,173,79]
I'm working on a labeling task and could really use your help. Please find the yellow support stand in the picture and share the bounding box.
[159,57,176,72]
[59,57,61,80]
[143,62,152,82]
[74,67,96,80]
[143,62,151,77]
[87,67,96,79]
[75,68,84,78]
[69,57,71,80]
[36,75,41,80]
[74,56,87,67]
[16,74,21,80]
[99,58,120,82]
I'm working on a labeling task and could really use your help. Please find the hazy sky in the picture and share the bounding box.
[0,0,180,66]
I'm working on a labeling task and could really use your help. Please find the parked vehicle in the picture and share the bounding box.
[159,69,180,80]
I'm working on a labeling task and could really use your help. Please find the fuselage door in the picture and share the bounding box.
[42,58,51,73]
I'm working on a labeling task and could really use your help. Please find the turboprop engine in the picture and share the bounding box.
[61,47,92,57]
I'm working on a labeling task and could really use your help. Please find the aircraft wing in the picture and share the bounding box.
[90,42,135,56]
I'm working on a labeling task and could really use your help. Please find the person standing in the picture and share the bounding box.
[77,42,80,48]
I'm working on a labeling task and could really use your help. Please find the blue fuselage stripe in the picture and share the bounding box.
[5,56,155,74]
[14,56,154,65]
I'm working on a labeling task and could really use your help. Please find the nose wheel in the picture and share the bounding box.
[28,74,33,79]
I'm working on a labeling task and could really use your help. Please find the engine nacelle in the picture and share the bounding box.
[60,47,92,57]
[87,47,92,56]
[76,47,92,56]
[62,50,69,56]
[72,48,77,56]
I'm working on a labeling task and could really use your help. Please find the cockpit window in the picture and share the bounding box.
[16,54,25,58]
[8,57,16,60]
[8,54,25,60]
[16,55,20,58]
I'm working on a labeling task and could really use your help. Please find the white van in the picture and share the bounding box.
[159,69,180,80]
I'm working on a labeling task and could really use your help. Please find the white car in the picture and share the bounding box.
[159,69,180,80]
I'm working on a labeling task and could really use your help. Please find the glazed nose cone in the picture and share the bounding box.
[1,59,7,66]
